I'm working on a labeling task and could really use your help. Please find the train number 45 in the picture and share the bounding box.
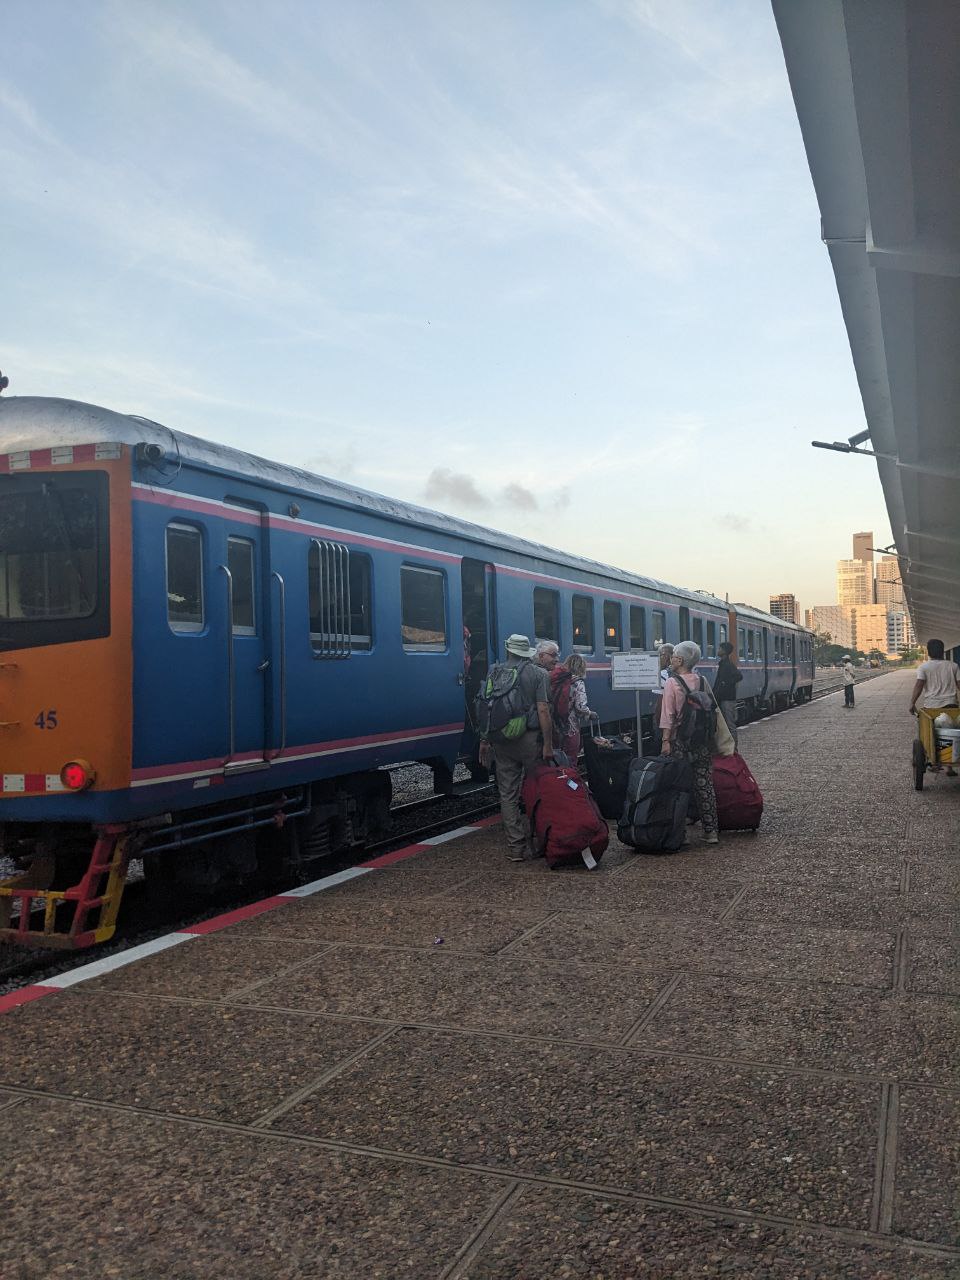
[34,710,59,730]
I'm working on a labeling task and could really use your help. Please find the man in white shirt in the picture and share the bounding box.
[841,657,856,708]
[909,638,960,776]
[909,639,960,712]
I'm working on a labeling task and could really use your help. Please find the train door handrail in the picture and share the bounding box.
[218,563,235,762]
[271,569,287,756]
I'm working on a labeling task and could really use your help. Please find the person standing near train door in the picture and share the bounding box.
[713,641,742,746]
[477,634,554,862]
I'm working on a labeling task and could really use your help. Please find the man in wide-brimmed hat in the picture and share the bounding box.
[480,633,554,861]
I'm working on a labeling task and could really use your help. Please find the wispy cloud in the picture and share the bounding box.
[424,468,490,510]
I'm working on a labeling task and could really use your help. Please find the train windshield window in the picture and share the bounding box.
[572,595,594,650]
[629,606,646,650]
[678,607,690,641]
[534,587,559,643]
[652,610,666,647]
[227,538,255,634]
[603,600,621,651]
[693,616,703,648]
[0,482,98,621]
[401,565,446,651]
[166,524,204,632]
[706,620,716,657]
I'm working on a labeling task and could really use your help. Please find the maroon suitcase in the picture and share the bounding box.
[712,752,763,831]
[521,761,609,868]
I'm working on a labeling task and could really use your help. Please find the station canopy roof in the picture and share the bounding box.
[774,0,960,647]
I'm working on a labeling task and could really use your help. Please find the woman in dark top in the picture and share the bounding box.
[714,641,742,747]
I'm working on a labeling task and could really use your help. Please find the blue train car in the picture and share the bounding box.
[0,397,813,946]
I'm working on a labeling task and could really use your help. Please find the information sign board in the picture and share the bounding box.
[611,652,660,691]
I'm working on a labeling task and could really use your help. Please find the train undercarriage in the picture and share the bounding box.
[0,769,394,949]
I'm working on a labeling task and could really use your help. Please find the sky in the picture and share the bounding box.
[2,0,894,614]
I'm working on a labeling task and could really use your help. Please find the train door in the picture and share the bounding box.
[218,508,271,770]
[461,558,496,703]
[760,627,770,707]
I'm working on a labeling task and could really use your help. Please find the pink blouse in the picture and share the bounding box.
[659,671,701,730]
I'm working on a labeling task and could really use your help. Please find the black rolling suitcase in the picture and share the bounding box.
[618,754,694,853]
[582,725,635,819]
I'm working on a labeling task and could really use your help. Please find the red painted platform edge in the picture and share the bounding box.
[181,895,293,935]
[359,842,430,869]
[0,984,59,1013]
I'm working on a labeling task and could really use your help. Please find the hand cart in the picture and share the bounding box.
[912,707,960,790]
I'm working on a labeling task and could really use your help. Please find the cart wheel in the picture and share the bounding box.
[912,739,926,791]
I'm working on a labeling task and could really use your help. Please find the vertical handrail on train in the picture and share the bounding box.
[333,542,343,656]
[344,545,352,659]
[271,570,287,756]
[218,564,236,762]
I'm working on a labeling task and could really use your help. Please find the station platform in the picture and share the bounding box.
[1,670,957,1278]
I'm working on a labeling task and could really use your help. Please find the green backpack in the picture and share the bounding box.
[476,661,533,740]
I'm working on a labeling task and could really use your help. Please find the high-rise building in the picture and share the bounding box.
[887,610,917,653]
[875,556,905,608]
[837,558,873,606]
[853,532,874,564]
[807,605,856,650]
[853,604,890,657]
[769,593,800,624]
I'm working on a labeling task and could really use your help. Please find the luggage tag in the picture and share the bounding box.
[581,850,598,869]
[567,779,579,790]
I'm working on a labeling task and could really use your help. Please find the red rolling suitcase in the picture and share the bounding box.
[712,752,763,831]
[521,761,609,868]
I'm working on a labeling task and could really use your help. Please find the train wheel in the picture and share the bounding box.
[912,739,926,791]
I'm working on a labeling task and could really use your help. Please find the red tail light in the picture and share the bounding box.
[60,760,96,791]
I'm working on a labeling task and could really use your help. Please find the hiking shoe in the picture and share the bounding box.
[505,851,526,863]
[703,831,719,845]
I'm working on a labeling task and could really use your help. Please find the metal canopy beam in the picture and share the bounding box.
[774,0,960,646]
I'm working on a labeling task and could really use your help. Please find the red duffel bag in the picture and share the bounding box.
[521,761,609,868]
[712,752,763,831]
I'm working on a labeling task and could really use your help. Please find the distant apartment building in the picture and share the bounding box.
[852,531,874,564]
[853,604,891,656]
[837,558,873,606]
[769,593,800,624]
[806,605,856,650]
[875,555,905,608]
[887,610,917,653]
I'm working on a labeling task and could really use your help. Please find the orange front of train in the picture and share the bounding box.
[0,398,134,946]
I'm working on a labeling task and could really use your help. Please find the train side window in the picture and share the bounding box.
[310,540,371,654]
[652,610,666,647]
[629,605,646,650]
[401,565,446,651]
[534,587,560,643]
[737,626,745,657]
[227,537,256,635]
[166,523,204,633]
[348,554,373,648]
[572,595,594,650]
[719,623,727,646]
[693,616,703,648]
[706,620,716,657]
[678,607,690,641]
[603,600,622,651]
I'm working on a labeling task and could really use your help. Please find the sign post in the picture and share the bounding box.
[611,653,662,752]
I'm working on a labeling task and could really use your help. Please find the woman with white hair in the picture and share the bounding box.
[659,640,719,844]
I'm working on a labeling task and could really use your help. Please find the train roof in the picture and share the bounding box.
[733,601,807,632]
[0,396,808,630]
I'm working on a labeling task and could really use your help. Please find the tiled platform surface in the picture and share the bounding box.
[2,671,958,1278]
